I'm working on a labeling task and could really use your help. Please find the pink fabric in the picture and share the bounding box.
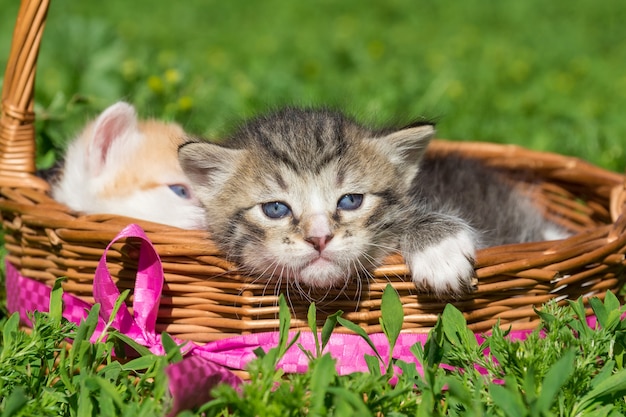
[6,259,98,329]
[6,223,574,414]
[93,225,168,353]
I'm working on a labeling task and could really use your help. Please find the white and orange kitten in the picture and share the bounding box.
[179,107,569,297]
[51,102,206,229]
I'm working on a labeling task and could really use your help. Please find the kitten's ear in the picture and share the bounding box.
[373,124,435,188]
[378,124,434,165]
[88,102,139,176]
[178,141,244,199]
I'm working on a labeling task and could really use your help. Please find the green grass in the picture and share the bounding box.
[1,0,625,170]
[2,285,626,416]
[0,282,172,416]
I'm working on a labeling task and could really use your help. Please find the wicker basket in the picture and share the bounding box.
[2,0,626,344]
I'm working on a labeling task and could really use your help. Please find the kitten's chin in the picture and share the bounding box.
[295,259,350,289]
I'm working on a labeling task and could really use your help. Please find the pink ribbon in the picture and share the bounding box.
[93,224,169,354]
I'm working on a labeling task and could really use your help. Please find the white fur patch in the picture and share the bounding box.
[542,224,572,241]
[406,229,476,296]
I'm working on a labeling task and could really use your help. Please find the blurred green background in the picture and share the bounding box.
[0,0,625,171]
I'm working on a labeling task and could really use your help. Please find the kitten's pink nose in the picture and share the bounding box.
[305,234,334,252]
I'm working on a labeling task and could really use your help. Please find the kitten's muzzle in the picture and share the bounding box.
[305,234,334,252]
[304,213,335,252]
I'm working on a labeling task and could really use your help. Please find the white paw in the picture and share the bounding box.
[406,229,476,296]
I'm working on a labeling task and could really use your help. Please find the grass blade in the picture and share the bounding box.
[320,310,342,352]
[1,386,28,417]
[309,354,336,415]
[489,382,525,417]
[572,368,626,414]
[49,277,66,324]
[307,302,321,357]
[380,284,403,356]
[535,349,575,412]
[337,316,383,363]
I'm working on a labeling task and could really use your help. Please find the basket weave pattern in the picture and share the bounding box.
[2,0,626,343]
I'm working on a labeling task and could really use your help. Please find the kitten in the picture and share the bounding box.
[179,107,568,296]
[51,102,206,229]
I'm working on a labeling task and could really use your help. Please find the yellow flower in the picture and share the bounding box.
[147,75,164,94]
[178,96,193,111]
[165,69,182,85]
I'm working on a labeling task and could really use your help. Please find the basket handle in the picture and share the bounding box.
[0,0,50,190]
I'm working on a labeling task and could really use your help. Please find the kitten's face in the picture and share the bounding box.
[94,120,207,229]
[215,144,406,289]
[180,108,433,288]
[52,102,206,230]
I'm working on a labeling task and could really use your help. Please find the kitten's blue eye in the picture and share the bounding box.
[262,201,291,219]
[168,184,191,199]
[337,194,363,210]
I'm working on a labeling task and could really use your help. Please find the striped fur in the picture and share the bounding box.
[180,107,569,297]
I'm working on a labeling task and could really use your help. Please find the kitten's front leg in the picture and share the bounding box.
[401,213,477,297]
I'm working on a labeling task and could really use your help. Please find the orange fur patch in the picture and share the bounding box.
[99,120,188,199]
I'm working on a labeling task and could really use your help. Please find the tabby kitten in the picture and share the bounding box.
[179,108,568,296]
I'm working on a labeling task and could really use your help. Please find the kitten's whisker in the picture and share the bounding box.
[352,258,373,309]
[278,266,296,314]
[263,262,283,298]
[360,241,400,255]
